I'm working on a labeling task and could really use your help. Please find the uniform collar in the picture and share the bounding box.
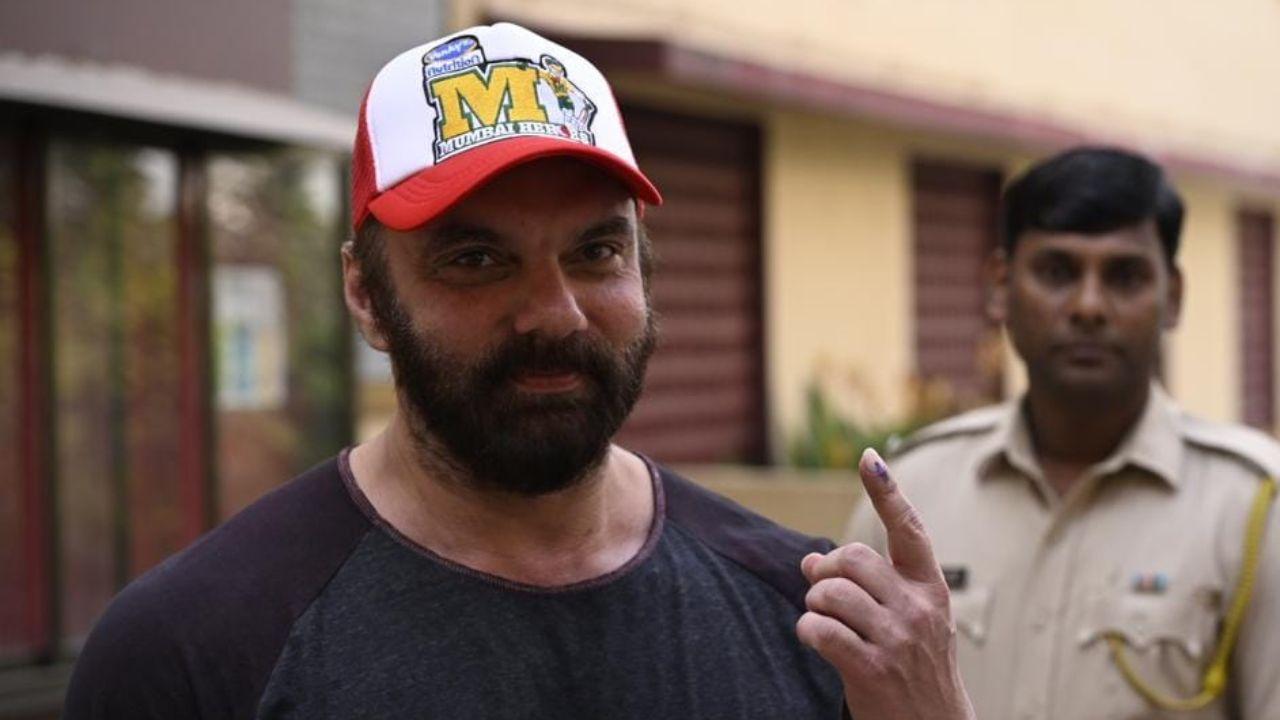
[976,382,1184,491]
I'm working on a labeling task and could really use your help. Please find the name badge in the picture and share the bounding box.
[1131,572,1169,594]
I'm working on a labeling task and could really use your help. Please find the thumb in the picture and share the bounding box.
[800,552,824,584]
[858,447,943,584]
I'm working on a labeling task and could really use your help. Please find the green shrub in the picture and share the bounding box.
[789,378,954,470]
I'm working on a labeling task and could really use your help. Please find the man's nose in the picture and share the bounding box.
[1069,271,1108,328]
[512,263,588,339]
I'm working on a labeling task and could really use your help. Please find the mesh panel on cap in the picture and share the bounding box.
[350,89,378,231]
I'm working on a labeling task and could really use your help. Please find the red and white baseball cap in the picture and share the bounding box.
[351,22,663,232]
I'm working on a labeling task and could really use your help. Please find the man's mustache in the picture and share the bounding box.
[480,333,616,384]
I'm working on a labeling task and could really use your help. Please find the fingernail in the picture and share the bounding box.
[862,448,890,480]
[800,552,822,576]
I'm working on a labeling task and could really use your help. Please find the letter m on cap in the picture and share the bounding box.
[427,64,550,143]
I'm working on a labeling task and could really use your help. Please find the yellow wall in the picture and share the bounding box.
[763,111,912,454]
[1167,178,1240,421]
[761,114,1031,452]
[463,0,1280,175]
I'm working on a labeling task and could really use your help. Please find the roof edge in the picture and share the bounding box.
[0,52,353,151]
[547,31,1280,192]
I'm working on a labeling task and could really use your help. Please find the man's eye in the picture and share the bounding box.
[578,242,621,263]
[1107,264,1149,290]
[449,249,498,268]
[1036,260,1074,284]
[427,247,509,285]
[1109,268,1135,287]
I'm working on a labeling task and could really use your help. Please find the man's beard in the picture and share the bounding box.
[376,297,656,496]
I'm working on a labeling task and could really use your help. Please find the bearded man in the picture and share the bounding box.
[65,23,974,720]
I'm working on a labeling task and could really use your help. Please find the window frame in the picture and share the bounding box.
[0,102,352,672]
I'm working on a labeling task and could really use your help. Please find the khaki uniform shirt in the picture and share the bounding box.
[844,386,1280,720]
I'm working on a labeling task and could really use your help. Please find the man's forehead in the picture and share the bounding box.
[406,206,635,255]
[424,213,634,245]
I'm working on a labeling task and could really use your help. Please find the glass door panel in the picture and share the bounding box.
[208,151,348,518]
[46,140,181,650]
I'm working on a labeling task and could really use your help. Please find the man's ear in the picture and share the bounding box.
[342,240,391,352]
[1163,263,1184,331]
[984,248,1011,324]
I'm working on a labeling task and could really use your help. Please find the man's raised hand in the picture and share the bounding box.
[796,448,975,720]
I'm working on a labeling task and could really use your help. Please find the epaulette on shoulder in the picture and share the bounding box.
[1181,414,1280,480]
[886,404,1005,459]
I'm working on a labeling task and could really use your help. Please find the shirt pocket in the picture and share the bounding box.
[1079,585,1220,668]
[950,585,994,646]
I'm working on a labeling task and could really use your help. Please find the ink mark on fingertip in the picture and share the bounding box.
[870,459,890,479]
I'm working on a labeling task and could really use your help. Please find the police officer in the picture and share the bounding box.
[845,147,1279,719]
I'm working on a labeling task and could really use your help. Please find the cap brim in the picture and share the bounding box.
[367,137,663,232]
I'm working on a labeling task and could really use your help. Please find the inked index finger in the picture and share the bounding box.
[858,447,944,585]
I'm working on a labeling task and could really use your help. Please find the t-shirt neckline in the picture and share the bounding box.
[337,446,667,595]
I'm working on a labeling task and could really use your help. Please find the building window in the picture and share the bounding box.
[614,106,767,464]
[1240,209,1276,430]
[911,160,1003,407]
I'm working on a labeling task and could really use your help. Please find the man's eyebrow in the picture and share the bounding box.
[424,222,506,252]
[1031,245,1156,267]
[577,216,634,243]
[1029,247,1076,261]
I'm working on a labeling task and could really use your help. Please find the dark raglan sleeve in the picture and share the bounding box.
[63,567,201,718]
[658,464,837,610]
[657,464,848,718]
[63,456,371,719]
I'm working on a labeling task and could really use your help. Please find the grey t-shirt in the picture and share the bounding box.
[66,451,845,719]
